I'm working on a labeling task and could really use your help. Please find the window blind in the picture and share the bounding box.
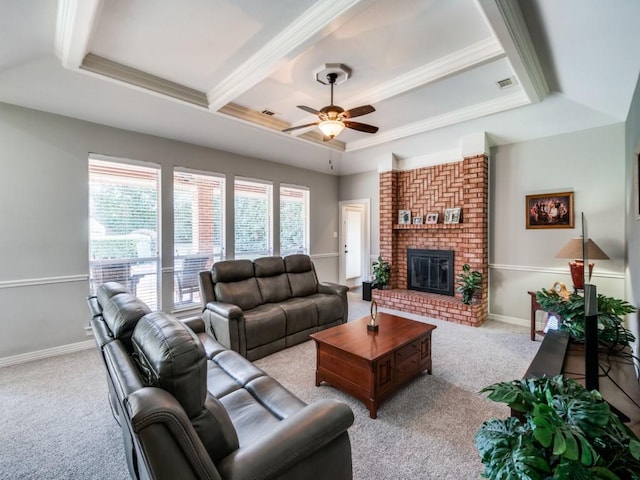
[174,169,225,308]
[280,184,309,256]
[89,157,160,310]
[234,178,272,259]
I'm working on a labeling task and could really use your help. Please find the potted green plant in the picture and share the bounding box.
[372,255,390,289]
[455,263,482,305]
[475,375,640,479]
[536,289,636,348]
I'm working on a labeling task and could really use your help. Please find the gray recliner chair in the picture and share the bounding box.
[88,282,354,480]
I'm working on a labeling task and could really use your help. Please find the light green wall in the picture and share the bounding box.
[0,102,340,360]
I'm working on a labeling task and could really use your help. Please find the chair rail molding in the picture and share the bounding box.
[489,263,624,280]
[0,274,88,289]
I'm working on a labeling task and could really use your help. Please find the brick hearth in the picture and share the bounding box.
[372,154,488,326]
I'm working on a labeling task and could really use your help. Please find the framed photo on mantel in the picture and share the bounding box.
[398,210,411,224]
[526,191,574,229]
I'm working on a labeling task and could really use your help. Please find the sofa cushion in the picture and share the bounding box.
[284,254,319,297]
[211,259,254,283]
[308,293,345,326]
[254,256,292,303]
[101,292,151,351]
[243,305,286,350]
[215,278,263,311]
[131,312,239,462]
[132,312,208,417]
[279,297,318,335]
[97,281,130,305]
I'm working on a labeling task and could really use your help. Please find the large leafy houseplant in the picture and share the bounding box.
[456,263,482,305]
[372,255,390,288]
[535,289,636,348]
[476,375,640,480]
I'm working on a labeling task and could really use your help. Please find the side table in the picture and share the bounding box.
[528,291,545,341]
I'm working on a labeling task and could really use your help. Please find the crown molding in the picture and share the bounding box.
[207,0,363,111]
[81,54,209,107]
[347,37,505,108]
[55,0,102,68]
[0,274,88,289]
[346,90,529,151]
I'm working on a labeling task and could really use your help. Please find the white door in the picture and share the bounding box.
[345,207,362,279]
[339,200,369,288]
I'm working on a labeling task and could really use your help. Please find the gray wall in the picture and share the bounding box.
[339,170,379,257]
[489,124,627,325]
[625,74,640,356]
[0,103,340,361]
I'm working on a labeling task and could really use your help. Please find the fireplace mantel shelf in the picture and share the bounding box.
[393,223,463,230]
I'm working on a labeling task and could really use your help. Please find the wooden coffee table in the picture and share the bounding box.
[310,312,436,418]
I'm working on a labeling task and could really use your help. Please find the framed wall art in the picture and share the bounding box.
[425,212,439,224]
[398,210,411,224]
[444,207,461,224]
[413,216,423,224]
[526,191,574,229]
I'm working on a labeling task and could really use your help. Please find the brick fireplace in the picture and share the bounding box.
[372,154,488,326]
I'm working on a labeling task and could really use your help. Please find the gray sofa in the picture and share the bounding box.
[199,254,348,361]
[88,282,354,480]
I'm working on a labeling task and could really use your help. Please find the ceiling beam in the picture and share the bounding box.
[55,0,103,69]
[206,0,368,111]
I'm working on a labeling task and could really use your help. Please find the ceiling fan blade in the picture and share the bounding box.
[297,105,320,115]
[342,105,375,119]
[282,122,319,133]
[344,121,379,134]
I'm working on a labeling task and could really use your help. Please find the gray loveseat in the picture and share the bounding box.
[88,282,354,480]
[199,254,348,361]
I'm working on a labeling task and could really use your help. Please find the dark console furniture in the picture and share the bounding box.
[524,330,640,435]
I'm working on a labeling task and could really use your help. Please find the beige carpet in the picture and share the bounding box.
[254,292,540,479]
[0,292,539,479]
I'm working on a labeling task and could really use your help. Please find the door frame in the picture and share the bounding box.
[338,198,370,287]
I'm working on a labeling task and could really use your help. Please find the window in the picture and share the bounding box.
[89,157,160,309]
[234,178,272,259]
[280,184,309,256]
[174,169,225,308]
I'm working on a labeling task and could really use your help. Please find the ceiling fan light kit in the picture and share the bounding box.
[282,64,378,140]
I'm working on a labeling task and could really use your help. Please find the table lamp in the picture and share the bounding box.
[555,237,609,291]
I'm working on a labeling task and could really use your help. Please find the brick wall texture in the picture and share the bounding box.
[373,155,488,326]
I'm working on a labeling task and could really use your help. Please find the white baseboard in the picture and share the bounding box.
[489,313,528,328]
[0,339,95,368]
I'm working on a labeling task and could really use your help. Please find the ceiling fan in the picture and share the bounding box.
[282,72,379,140]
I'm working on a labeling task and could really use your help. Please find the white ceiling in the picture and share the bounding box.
[1,0,639,175]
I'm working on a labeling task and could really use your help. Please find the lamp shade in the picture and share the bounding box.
[555,237,609,260]
[318,120,344,139]
[555,237,608,290]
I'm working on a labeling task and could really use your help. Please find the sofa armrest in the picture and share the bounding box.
[182,316,206,333]
[318,282,348,296]
[206,301,243,320]
[217,399,354,479]
[127,388,222,480]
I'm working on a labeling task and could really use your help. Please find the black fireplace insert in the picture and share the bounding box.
[407,249,454,296]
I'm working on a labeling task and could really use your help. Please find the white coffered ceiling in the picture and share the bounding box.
[1,0,639,175]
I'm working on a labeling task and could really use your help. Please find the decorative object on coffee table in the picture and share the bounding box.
[368,300,379,331]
